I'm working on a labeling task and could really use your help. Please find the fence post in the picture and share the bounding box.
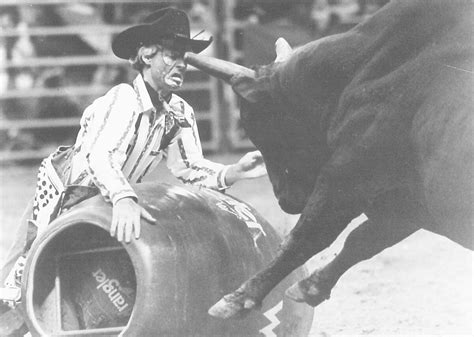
[214,0,232,154]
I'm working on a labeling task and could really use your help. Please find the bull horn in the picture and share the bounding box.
[274,37,292,63]
[184,52,255,83]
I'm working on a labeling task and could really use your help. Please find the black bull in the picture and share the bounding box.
[185,0,474,319]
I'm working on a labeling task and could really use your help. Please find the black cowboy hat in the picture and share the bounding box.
[112,7,212,60]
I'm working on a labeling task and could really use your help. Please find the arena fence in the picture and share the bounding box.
[0,0,253,163]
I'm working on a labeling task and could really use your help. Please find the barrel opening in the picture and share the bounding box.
[30,223,136,335]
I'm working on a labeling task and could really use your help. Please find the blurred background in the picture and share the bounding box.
[0,1,472,335]
[0,0,388,161]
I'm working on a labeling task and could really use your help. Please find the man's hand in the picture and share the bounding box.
[111,197,156,243]
[236,150,267,178]
[225,150,267,185]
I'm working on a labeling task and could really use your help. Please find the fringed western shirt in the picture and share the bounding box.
[67,73,230,205]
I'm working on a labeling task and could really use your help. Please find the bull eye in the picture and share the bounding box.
[284,168,289,175]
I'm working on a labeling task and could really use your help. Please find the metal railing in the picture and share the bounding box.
[0,0,223,162]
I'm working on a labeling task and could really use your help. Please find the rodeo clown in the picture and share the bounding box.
[0,6,266,327]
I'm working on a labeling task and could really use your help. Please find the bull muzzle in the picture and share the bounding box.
[184,52,255,83]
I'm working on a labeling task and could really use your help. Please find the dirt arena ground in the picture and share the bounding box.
[1,154,472,336]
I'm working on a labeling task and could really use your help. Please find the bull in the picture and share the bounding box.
[185,0,474,319]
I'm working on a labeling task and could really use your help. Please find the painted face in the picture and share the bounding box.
[148,43,187,94]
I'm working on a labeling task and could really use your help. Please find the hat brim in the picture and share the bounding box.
[112,24,212,60]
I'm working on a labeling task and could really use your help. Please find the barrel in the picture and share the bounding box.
[21,182,313,336]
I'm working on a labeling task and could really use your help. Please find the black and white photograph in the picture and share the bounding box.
[0,0,472,336]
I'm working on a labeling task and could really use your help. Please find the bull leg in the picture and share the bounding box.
[285,217,419,306]
[208,176,360,319]
[286,189,422,306]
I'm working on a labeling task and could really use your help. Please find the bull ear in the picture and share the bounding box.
[274,38,292,63]
[231,75,260,103]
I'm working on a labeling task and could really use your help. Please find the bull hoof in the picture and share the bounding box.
[285,281,331,307]
[208,291,259,319]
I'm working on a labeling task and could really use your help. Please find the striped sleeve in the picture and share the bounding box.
[165,104,231,191]
[85,84,140,204]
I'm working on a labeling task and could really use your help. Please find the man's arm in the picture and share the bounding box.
[84,84,155,242]
[165,104,266,190]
